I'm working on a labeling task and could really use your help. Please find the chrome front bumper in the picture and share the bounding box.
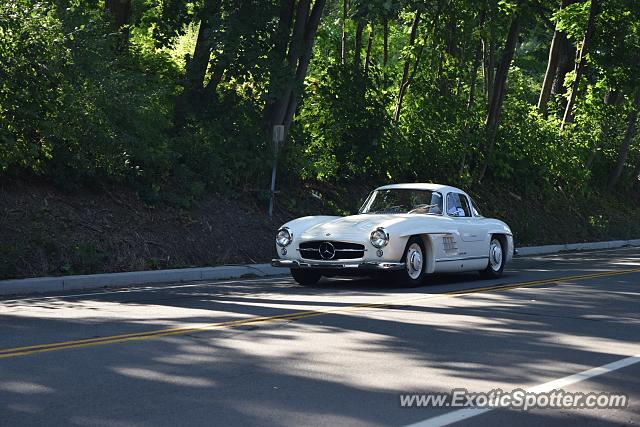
[271,259,404,270]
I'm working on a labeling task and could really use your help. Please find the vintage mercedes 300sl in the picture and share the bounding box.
[271,183,514,286]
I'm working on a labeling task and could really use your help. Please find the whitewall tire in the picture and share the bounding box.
[393,236,426,287]
[480,236,506,278]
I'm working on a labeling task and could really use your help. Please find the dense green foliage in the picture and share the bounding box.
[1,0,640,202]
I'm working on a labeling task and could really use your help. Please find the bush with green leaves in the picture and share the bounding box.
[0,1,176,188]
[297,64,393,182]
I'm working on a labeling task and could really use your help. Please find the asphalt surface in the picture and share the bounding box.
[1,248,639,426]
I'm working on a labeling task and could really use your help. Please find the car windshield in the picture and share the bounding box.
[359,189,443,215]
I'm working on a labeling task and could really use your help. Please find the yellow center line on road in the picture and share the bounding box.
[2,267,640,359]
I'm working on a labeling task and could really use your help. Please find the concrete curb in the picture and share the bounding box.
[515,239,640,256]
[2,239,639,296]
[0,264,284,296]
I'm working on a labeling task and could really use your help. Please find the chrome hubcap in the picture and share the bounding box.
[406,243,423,280]
[489,239,503,271]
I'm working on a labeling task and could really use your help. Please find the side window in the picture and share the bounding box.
[458,194,472,217]
[446,193,472,217]
[470,198,482,217]
[430,192,443,214]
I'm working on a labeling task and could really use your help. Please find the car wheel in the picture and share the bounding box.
[290,269,321,286]
[393,236,426,287]
[480,236,506,279]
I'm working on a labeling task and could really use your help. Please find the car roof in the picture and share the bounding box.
[375,183,465,194]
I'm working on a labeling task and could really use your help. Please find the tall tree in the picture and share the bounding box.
[173,0,223,126]
[341,0,349,64]
[264,0,327,138]
[467,9,486,109]
[105,0,131,42]
[551,32,575,99]
[383,18,389,69]
[460,8,486,174]
[392,10,421,126]
[538,0,575,114]
[482,36,495,106]
[561,0,599,130]
[353,20,365,67]
[364,25,374,76]
[608,92,640,188]
[477,12,521,182]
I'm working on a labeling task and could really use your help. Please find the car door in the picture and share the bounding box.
[446,192,484,258]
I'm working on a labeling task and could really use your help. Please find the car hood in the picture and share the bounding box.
[301,214,408,239]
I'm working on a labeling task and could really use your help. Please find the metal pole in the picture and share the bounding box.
[268,145,278,218]
[268,125,284,218]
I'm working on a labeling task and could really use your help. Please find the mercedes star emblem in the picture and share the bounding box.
[319,242,336,260]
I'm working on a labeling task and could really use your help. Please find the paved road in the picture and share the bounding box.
[1,248,639,426]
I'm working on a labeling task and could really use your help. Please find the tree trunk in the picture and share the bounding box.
[455,18,470,97]
[443,9,457,96]
[186,19,213,93]
[552,32,574,98]
[364,25,374,77]
[382,17,389,84]
[392,11,421,126]
[551,32,575,114]
[608,92,640,188]
[383,18,389,68]
[353,21,365,67]
[455,47,466,96]
[476,14,521,182]
[460,47,480,174]
[265,0,312,131]
[202,1,254,98]
[561,0,599,130]
[287,0,311,67]
[459,11,486,174]
[467,11,485,109]
[203,49,230,97]
[538,30,561,114]
[538,0,574,115]
[262,0,325,137]
[429,0,445,76]
[262,0,296,127]
[341,0,348,65]
[173,0,222,126]
[482,38,495,107]
[468,42,482,109]
[105,0,131,42]
[282,0,326,134]
[274,0,296,62]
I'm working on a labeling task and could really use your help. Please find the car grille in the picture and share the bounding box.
[298,241,366,260]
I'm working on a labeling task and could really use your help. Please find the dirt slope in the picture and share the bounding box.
[1,177,639,279]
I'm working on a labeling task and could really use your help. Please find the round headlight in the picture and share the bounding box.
[370,227,389,248]
[276,227,293,247]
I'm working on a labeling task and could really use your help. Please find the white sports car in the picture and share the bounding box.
[271,183,514,286]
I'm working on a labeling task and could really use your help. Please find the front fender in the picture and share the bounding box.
[378,217,456,272]
[483,219,514,262]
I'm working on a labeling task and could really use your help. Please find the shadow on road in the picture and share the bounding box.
[0,249,639,426]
